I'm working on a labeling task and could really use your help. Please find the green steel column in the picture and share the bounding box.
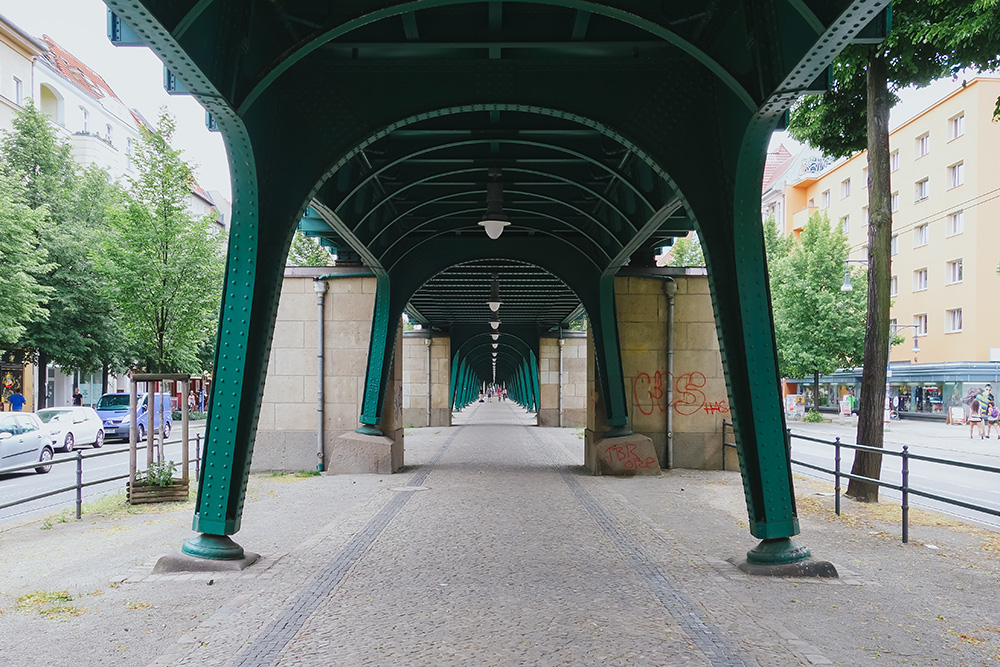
[449,353,460,411]
[358,272,394,435]
[529,350,541,414]
[703,119,803,559]
[592,274,630,435]
[520,361,531,410]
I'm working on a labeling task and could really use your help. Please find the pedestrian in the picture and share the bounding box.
[987,400,1000,439]
[6,391,26,412]
[970,397,985,439]
[72,386,83,406]
[188,391,196,413]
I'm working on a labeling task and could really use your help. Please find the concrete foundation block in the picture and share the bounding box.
[327,431,403,474]
[585,430,661,476]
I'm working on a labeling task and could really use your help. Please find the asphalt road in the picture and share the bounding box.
[0,424,206,526]
[788,416,1000,529]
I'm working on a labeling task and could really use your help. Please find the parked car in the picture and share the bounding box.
[36,407,105,452]
[95,393,172,441]
[0,412,55,474]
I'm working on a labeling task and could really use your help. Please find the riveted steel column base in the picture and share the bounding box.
[356,424,383,436]
[731,538,837,578]
[180,533,250,561]
[604,425,632,438]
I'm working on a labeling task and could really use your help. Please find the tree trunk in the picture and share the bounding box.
[36,349,48,410]
[847,48,892,502]
[813,368,820,414]
[101,361,109,395]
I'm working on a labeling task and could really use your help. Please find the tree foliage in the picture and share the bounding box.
[0,172,52,344]
[662,232,705,267]
[96,110,225,373]
[287,231,335,267]
[768,213,866,379]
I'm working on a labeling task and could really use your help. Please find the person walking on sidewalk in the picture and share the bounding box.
[970,395,985,439]
[987,399,1000,439]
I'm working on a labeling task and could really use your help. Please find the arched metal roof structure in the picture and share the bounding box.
[105,0,890,562]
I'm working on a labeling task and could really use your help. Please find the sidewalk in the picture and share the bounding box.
[2,401,999,666]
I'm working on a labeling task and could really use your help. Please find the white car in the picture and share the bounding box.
[36,407,105,452]
[0,412,55,474]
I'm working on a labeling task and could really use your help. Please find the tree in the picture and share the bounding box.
[769,213,867,411]
[97,110,224,373]
[287,231,335,267]
[662,232,705,267]
[787,3,1000,502]
[0,101,120,407]
[0,172,52,345]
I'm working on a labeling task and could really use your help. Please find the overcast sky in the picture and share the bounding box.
[0,0,232,201]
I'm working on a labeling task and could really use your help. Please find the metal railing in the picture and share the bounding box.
[721,420,1000,543]
[0,433,202,520]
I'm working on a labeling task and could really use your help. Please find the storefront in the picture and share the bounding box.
[788,362,1000,421]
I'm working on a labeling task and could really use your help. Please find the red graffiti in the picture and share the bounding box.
[631,370,730,416]
[606,443,658,470]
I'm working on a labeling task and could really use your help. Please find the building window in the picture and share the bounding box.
[946,308,963,333]
[891,235,899,255]
[841,178,851,199]
[914,224,928,247]
[12,77,22,106]
[889,317,898,333]
[913,268,928,292]
[81,107,89,133]
[106,124,113,144]
[948,162,964,188]
[891,191,900,212]
[949,113,965,140]
[890,275,898,297]
[948,210,964,236]
[947,259,963,284]
[807,197,815,208]
[914,313,928,336]
[915,132,930,158]
[915,178,929,202]
[840,215,850,233]
[863,206,869,225]
[862,167,868,188]
[890,150,900,172]
[821,190,831,209]
[126,137,134,171]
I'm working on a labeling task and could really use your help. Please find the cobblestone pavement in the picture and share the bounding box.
[3,401,1000,666]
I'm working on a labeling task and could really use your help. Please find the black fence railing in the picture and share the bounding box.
[0,434,202,520]
[721,421,1000,543]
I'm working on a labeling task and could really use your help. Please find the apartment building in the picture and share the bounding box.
[762,77,1000,420]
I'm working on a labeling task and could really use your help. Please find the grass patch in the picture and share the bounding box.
[124,600,153,610]
[40,484,199,527]
[16,590,86,618]
[259,470,321,482]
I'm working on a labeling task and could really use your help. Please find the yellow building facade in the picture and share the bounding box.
[763,78,1000,419]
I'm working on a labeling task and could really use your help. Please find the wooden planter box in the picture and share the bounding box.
[127,478,190,504]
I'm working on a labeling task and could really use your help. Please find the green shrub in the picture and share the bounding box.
[140,460,177,486]
[802,410,825,423]
[171,411,208,421]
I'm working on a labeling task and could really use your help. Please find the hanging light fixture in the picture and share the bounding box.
[487,274,502,312]
[492,343,498,349]
[491,333,499,341]
[478,168,510,240]
[490,318,500,330]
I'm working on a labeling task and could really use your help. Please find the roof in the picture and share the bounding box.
[762,144,795,191]
[0,13,47,56]
[39,34,122,103]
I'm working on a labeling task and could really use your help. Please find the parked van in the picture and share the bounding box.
[95,393,172,441]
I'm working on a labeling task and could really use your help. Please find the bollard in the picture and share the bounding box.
[834,437,841,516]
[901,445,910,544]
[76,450,83,520]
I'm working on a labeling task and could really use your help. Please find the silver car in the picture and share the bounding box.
[37,407,105,452]
[0,412,55,474]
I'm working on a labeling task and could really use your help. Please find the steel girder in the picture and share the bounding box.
[106,0,890,557]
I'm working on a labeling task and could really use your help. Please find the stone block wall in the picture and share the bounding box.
[402,333,452,428]
[537,334,587,427]
[255,268,402,472]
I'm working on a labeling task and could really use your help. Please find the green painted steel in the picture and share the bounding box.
[108,0,890,560]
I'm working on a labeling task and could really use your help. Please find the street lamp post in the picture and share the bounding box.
[886,323,921,425]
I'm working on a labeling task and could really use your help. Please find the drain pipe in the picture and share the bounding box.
[664,278,678,469]
[425,335,432,426]
[558,334,565,427]
[313,279,328,472]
